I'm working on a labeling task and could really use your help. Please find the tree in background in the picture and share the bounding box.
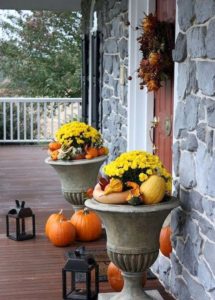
[0,10,81,97]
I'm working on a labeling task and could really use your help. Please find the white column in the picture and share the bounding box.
[127,0,156,152]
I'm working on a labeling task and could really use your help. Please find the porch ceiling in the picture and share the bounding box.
[0,0,81,11]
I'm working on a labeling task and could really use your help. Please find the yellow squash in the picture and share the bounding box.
[140,175,166,204]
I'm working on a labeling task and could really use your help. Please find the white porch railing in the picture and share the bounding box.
[0,98,82,143]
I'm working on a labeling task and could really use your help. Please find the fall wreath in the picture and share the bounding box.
[136,13,174,92]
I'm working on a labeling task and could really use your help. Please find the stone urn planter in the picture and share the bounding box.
[85,198,179,300]
[45,156,107,211]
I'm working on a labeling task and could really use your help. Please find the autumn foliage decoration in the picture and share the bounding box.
[136,13,174,92]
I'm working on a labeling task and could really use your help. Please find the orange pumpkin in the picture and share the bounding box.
[97,147,108,156]
[159,226,172,257]
[45,209,67,237]
[107,262,147,292]
[49,141,61,151]
[50,150,59,161]
[70,208,102,241]
[85,147,98,159]
[48,220,76,247]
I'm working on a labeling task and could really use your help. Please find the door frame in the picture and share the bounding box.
[127,0,179,160]
[127,0,156,152]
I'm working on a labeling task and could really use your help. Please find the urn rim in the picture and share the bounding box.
[85,197,179,213]
[45,155,107,166]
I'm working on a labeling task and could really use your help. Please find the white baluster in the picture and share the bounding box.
[24,102,27,141]
[37,102,40,142]
[44,102,47,140]
[10,101,13,140]
[51,101,54,138]
[17,102,20,141]
[31,102,33,141]
[3,101,6,141]
[58,103,61,128]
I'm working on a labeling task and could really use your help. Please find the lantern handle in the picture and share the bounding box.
[21,201,25,208]
[75,246,85,257]
[15,200,20,208]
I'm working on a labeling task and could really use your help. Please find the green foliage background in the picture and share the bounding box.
[0,10,81,97]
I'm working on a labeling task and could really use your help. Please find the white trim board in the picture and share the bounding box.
[127,0,156,152]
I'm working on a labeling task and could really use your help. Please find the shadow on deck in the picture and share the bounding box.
[0,145,174,300]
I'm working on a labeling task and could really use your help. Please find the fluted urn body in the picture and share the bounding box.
[45,156,107,211]
[85,198,179,300]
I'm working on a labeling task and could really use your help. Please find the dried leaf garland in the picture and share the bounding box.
[137,13,174,92]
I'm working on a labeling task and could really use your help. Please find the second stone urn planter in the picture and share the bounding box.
[85,198,179,300]
[45,155,107,211]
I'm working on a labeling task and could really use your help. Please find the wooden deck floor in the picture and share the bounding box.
[0,145,175,300]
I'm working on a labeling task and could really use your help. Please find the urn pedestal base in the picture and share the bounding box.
[85,198,179,300]
[98,290,163,300]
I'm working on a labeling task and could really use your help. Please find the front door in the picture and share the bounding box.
[153,0,176,173]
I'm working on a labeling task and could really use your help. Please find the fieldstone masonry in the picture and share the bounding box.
[152,1,215,299]
[81,0,128,161]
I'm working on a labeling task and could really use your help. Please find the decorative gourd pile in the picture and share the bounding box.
[48,121,108,161]
[93,150,172,206]
[45,207,102,247]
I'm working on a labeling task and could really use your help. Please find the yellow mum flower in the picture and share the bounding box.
[139,173,148,182]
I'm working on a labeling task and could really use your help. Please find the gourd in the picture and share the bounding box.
[93,183,129,204]
[45,209,66,237]
[48,220,76,247]
[159,226,172,257]
[126,181,143,206]
[140,175,166,204]
[70,208,102,241]
[104,178,123,195]
[107,262,147,292]
[48,141,61,151]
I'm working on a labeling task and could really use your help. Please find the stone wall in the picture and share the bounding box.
[81,0,129,161]
[152,1,215,299]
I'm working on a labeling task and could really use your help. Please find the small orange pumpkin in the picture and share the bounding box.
[85,147,98,159]
[50,149,59,161]
[159,226,172,257]
[49,141,61,151]
[48,220,76,247]
[107,262,147,292]
[98,147,108,156]
[45,209,67,237]
[70,208,102,241]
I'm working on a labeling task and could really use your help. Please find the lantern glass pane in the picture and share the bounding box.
[8,217,16,236]
[21,217,33,234]
[75,272,86,294]
[90,269,96,295]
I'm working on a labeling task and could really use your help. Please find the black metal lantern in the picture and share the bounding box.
[62,246,99,300]
[6,200,36,241]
